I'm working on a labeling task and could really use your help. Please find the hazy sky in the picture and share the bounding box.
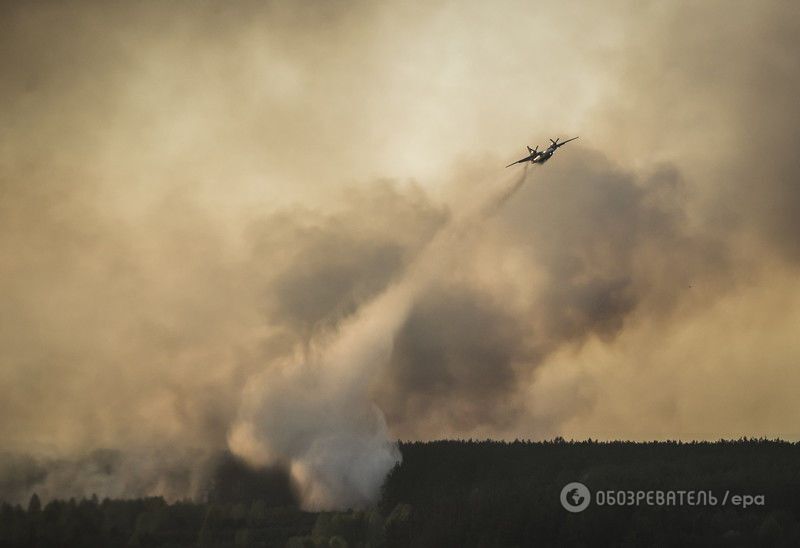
[1,0,799,507]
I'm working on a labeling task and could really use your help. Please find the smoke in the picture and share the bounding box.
[0,449,210,505]
[1,0,799,509]
[229,167,530,507]
[0,449,298,506]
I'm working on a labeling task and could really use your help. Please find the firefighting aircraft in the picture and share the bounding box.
[505,136,579,168]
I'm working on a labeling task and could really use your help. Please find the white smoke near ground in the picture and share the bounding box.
[229,168,530,508]
[0,449,213,505]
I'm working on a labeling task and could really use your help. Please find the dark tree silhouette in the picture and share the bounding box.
[1,439,800,547]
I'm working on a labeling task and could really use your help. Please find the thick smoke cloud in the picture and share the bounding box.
[1,0,799,507]
[376,153,727,439]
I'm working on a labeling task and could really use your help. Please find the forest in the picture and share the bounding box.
[2,439,799,547]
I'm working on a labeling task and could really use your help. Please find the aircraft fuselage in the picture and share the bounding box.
[506,137,577,168]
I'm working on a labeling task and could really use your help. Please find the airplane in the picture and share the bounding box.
[505,136,579,168]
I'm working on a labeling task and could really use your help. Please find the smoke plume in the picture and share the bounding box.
[1,0,799,508]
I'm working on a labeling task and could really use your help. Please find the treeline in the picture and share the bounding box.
[0,496,316,547]
[2,439,800,547]
[382,438,800,547]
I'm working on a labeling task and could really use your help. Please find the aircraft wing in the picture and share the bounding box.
[506,154,532,168]
[555,136,579,148]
